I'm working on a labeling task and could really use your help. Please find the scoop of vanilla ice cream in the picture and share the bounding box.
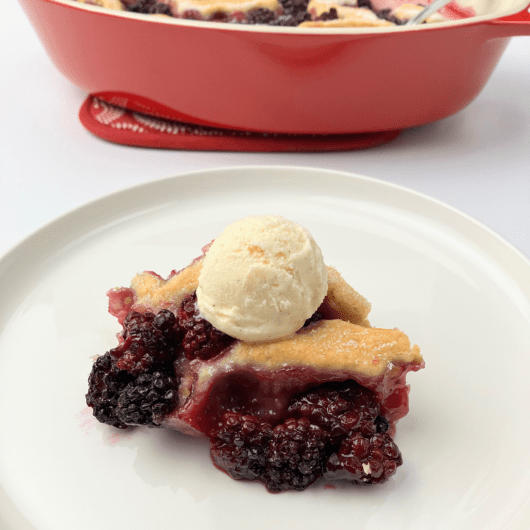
[196,215,328,342]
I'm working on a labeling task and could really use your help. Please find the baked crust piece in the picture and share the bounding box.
[130,256,204,310]
[230,319,421,377]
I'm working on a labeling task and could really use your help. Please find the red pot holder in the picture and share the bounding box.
[79,96,401,152]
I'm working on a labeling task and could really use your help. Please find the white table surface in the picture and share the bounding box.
[1,0,529,261]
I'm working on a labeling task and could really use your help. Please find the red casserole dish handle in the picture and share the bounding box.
[486,3,530,36]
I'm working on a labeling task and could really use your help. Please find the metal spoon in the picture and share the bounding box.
[405,0,453,25]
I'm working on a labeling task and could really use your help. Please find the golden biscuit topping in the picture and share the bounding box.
[325,266,371,326]
[228,319,422,377]
[131,257,203,309]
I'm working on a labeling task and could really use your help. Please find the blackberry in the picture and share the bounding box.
[86,353,134,429]
[245,8,277,25]
[315,8,338,21]
[177,294,233,361]
[153,309,178,332]
[276,0,311,24]
[324,432,403,485]
[88,308,182,428]
[126,0,173,16]
[117,371,179,427]
[375,415,390,433]
[287,381,384,442]
[111,310,181,375]
[123,309,177,339]
[263,418,327,492]
[211,413,272,480]
[357,0,373,8]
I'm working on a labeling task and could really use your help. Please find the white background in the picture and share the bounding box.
[1,0,529,259]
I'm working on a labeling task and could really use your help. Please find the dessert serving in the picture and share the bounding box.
[74,0,449,27]
[86,215,424,492]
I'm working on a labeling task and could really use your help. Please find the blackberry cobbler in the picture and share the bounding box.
[75,0,448,27]
[86,215,424,492]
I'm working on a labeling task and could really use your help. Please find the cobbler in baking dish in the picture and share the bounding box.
[75,0,449,26]
[86,215,424,492]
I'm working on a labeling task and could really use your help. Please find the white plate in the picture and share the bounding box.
[1,166,529,530]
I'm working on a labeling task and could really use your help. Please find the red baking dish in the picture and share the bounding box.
[17,0,530,134]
